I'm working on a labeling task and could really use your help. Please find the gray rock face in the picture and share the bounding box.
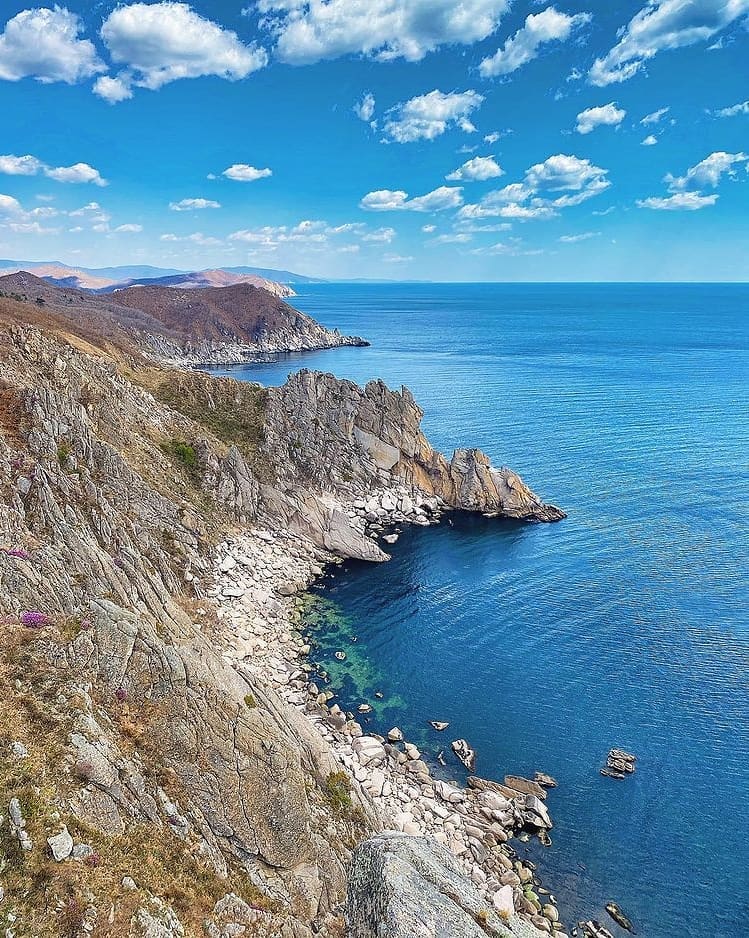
[347,833,546,938]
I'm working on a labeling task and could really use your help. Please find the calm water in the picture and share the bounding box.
[211,284,749,937]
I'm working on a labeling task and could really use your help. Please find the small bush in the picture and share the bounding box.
[160,439,199,479]
[57,442,72,466]
[324,771,353,816]
[244,694,257,709]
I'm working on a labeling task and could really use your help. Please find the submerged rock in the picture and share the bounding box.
[605,902,636,934]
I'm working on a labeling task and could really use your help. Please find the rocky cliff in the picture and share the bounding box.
[0,292,565,938]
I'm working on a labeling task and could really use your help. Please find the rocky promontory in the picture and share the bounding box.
[0,288,564,938]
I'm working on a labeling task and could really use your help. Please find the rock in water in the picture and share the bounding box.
[429,720,450,731]
[606,903,636,934]
[451,739,476,771]
[534,771,558,789]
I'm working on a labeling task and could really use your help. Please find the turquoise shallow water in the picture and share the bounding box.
[210,283,749,937]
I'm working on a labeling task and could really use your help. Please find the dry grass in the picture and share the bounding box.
[0,622,271,938]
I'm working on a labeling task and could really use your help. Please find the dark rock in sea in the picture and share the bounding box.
[606,902,636,934]
[429,720,450,731]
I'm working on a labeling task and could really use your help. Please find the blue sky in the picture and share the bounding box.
[0,0,747,281]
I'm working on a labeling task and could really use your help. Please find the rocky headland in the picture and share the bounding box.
[0,271,367,367]
[0,286,566,938]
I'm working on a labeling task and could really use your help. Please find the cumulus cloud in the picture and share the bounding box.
[479,7,591,78]
[360,186,464,212]
[446,156,504,181]
[666,151,748,190]
[589,0,749,86]
[0,154,43,176]
[113,223,142,232]
[459,153,611,220]
[642,134,658,145]
[638,150,747,210]
[45,162,107,186]
[637,192,719,210]
[715,100,749,117]
[95,2,267,101]
[169,198,221,211]
[0,191,61,234]
[0,6,104,84]
[93,75,133,104]
[382,90,484,143]
[354,92,376,122]
[0,153,107,186]
[256,0,510,64]
[641,106,670,124]
[221,164,273,182]
[575,102,626,134]
[383,253,413,263]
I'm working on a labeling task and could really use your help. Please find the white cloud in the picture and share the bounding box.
[459,153,611,220]
[666,151,748,190]
[641,106,669,124]
[559,230,600,242]
[447,155,504,181]
[93,75,133,104]
[383,253,413,263]
[422,224,437,233]
[575,102,626,134]
[637,192,719,210]
[479,7,591,78]
[0,6,103,84]
[161,231,223,246]
[642,134,658,145]
[360,186,464,212]
[715,100,749,117]
[382,90,484,143]
[226,218,388,252]
[113,223,142,232]
[0,194,23,215]
[361,227,396,242]
[222,164,273,182]
[355,92,376,122]
[97,2,267,101]
[525,154,611,199]
[0,154,43,175]
[429,232,472,244]
[589,0,749,86]
[0,192,62,234]
[169,198,221,211]
[0,153,107,186]
[256,0,510,64]
[44,162,107,186]
[484,131,501,144]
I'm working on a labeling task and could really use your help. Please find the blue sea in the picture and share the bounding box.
[210,283,749,938]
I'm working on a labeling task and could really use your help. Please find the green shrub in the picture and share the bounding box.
[160,439,198,475]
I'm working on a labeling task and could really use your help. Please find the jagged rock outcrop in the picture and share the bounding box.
[346,833,544,938]
[262,370,565,530]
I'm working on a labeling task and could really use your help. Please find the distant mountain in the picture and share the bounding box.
[0,259,319,288]
[221,265,323,284]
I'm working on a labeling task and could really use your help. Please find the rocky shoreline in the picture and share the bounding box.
[208,488,569,937]
[155,330,370,368]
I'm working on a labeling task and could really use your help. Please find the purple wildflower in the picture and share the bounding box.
[114,687,127,702]
[20,610,51,628]
[4,547,31,560]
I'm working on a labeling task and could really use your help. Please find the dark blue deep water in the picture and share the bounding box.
[211,284,749,938]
